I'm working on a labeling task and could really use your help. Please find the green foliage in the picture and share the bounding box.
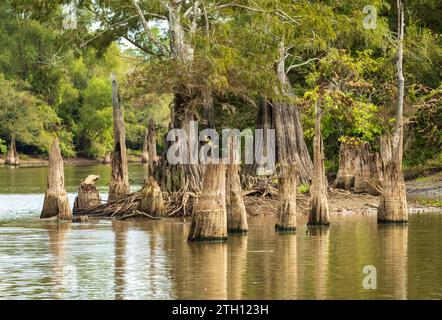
[0,74,74,156]
[297,183,310,194]
[405,85,442,166]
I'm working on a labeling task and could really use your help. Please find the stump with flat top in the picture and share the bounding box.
[73,175,101,211]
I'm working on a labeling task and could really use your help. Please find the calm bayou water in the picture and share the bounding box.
[0,164,441,299]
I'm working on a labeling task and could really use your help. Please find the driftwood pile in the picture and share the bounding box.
[73,177,164,220]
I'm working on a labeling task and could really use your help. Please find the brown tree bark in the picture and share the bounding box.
[308,103,330,226]
[275,163,298,232]
[41,138,71,220]
[335,142,359,190]
[147,118,159,173]
[73,175,101,211]
[378,0,408,223]
[141,128,149,164]
[109,76,130,201]
[354,145,382,196]
[226,138,248,233]
[188,164,227,241]
[5,136,19,166]
[138,176,165,217]
[103,151,111,164]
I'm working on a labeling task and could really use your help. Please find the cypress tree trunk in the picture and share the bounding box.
[335,142,359,190]
[109,76,130,201]
[308,103,330,226]
[378,0,408,223]
[141,128,149,164]
[188,164,227,241]
[248,41,313,183]
[41,138,71,220]
[147,118,159,174]
[5,136,19,166]
[73,175,100,211]
[226,138,248,233]
[275,163,298,232]
[354,145,382,196]
[103,151,111,164]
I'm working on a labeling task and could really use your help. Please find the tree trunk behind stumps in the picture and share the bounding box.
[378,0,408,224]
[141,128,149,164]
[41,138,71,220]
[139,176,165,217]
[308,103,330,226]
[275,163,298,232]
[354,146,382,196]
[108,76,130,201]
[103,151,111,164]
[147,118,159,173]
[188,164,228,242]
[5,137,19,166]
[226,138,248,233]
[73,175,100,211]
[335,142,359,190]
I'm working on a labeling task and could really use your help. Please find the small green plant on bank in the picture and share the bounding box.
[298,183,310,194]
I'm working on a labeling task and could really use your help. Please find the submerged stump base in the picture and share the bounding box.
[275,164,298,233]
[377,162,408,224]
[188,164,228,242]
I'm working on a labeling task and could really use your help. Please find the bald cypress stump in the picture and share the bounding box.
[226,139,248,233]
[139,176,165,217]
[73,175,101,211]
[378,1,408,224]
[188,164,227,242]
[275,164,298,232]
[108,76,130,201]
[308,103,330,226]
[41,139,71,220]
[5,137,19,166]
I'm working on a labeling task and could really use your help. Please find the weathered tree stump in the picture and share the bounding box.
[5,136,19,166]
[275,163,298,232]
[139,176,165,217]
[378,1,408,224]
[188,164,228,241]
[41,138,71,220]
[108,76,130,201]
[73,175,101,211]
[335,142,359,190]
[103,151,111,164]
[308,103,330,226]
[226,138,248,233]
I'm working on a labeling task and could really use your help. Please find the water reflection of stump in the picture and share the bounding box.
[296,227,329,299]
[46,221,72,298]
[378,224,408,299]
[274,233,298,299]
[189,243,228,299]
[112,221,128,300]
[227,235,248,299]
